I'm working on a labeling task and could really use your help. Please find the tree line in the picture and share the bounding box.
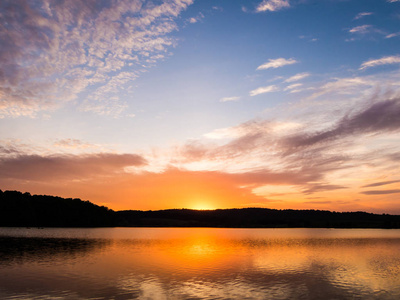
[1,189,400,228]
[0,190,115,227]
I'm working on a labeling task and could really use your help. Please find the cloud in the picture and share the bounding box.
[385,32,400,39]
[360,55,400,70]
[303,184,347,194]
[282,98,400,149]
[362,180,400,188]
[256,58,298,70]
[349,25,373,34]
[256,0,290,12]
[53,139,98,150]
[361,190,400,195]
[220,96,240,102]
[176,127,351,199]
[0,153,147,181]
[0,144,24,156]
[188,12,204,24]
[347,24,386,41]
[354,12,373,20]
[229,169,319,187]
[0,0,193,118]
[309,77,371,99]
[181,120,276,160]
[299,35,318,42]
[303,200,332,204]
[249,85,279,96]
[284,83,302,91]
[203,127,241,140]
[285,72,310,83]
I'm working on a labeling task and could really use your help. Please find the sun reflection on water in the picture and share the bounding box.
[0,228,400,299]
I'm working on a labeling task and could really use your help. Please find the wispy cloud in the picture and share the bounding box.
[53,139,98,150]
[256,0,290,12]
[0,153,147,181]
[360,55,400,70]
[283,99,400,147]
[303,184,347,194]
[347,24,385,41]
[284,83,302,91]
[220,96,240,102]
[250,85,279,96]
[349,24,373,34]
[188,12,204,24]
[385,32,400,39]
[299,35,318,42]
[309,77,373,100]
[256,58,298,70]
[354,12,373,20]
[285,72,310,83]
[203,127,242,139]
[0,0,193,118]
[362,180,400,188]
[361,190,400,195]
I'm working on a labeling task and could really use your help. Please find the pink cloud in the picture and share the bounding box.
[0,153,147,181]
[0,0,193,117]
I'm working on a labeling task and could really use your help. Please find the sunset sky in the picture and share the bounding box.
[1,0,400,213]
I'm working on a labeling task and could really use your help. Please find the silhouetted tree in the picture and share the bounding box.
[0,190,115,227]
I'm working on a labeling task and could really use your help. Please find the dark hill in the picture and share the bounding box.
[1,189,400,228]
[116,208,400,228]
[0,189,115,227]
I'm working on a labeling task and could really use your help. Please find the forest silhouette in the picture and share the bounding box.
[1,189,400,228]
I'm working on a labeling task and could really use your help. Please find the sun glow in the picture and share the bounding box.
[191,204,215,211]
[189,199,216,210]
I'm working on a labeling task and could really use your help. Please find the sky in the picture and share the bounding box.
[1,0,400,213]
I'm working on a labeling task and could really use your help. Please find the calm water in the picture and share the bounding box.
[1,228,400,299]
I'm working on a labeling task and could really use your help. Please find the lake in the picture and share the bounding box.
[0,228,400,299]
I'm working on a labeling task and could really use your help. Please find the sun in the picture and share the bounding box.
[191,204,215,211]
[189,199,216,210]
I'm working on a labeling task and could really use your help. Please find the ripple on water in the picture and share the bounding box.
[0,228,400,299]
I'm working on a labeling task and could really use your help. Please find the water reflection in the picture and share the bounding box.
[0,228,399,299]
[0,237,110,264]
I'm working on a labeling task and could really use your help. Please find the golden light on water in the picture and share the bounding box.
[1,228,400,299]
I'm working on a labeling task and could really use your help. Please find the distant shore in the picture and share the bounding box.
[1,189,400,228]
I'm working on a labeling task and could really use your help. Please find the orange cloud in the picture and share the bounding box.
[0,153,146,181]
